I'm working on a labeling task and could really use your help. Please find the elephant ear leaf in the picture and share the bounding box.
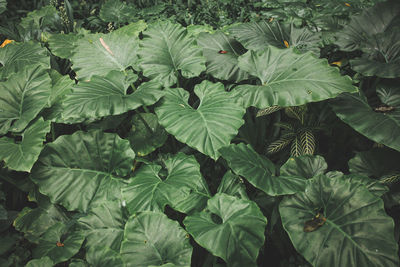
[280,174,399,267]
[31,130,135,212]
[121,211,192,267]
[70,31,139,81]
[234,46,356,108]
[219,143,307,196]
[0,65,52,134]
[331,83,400,152]
[183,193,267,266]
[0,41,49,79]
[280,155,328,179]
[156,80,245,160]
[0,118,50,172]
[197,31,249,82]
[138,20,206,87]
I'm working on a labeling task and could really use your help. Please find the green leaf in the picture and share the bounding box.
[47,29,90,59]
[217,171,249,200]
[267,136,293,154]
[349,29,400,78]
[61,72,163,122]
[0,65,51,134]
[280,155,328,179]
[138,20,206,87]
[99,0,136,23]
[33,222,85,264]
[234,46,356,108]
[256,106,282,117]
[126,113,168,156]
[300,130,316,155]
[31,130,135,212]
[197,31,249,82]
[78,201,126,251]
[25,257,53,267]
[113,21,147,36]
[121,211,192,267]
[86,246,123,267]
[155,80,245,159]
[219,143,307,196]
[348,148,400,178]
[19,5,61,32]
[13,198,68,243]
[0,41,49,79]
[326,171,389,198]
[183,193,267,266]
[230,21,320,53]
[335,0,400,52]
[0,118,50,172]
[70,31,139,81]
[331,85,400,152]
[0,0,6,15]
[280,174,399,267]
[122,153,210,214]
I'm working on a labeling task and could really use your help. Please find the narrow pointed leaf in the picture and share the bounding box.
[300,130,315,155]
[183,193,267,266]
[156,80,245,159]
[121,211,192,267]
[234,46,356,108]
[138,21,206,87]
[31,130,135,212]
[280,175,399,267]
[219,143,307,196]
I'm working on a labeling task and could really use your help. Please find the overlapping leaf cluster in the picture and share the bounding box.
[0,0,400,266]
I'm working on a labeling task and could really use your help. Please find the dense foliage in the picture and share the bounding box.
[0,0,399,266]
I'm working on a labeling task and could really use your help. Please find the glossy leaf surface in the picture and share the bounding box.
[156,81,245,159]
[121,211,192,267]
[184,193,267,266]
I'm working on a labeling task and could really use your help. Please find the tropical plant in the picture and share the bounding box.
[0,0,399,266]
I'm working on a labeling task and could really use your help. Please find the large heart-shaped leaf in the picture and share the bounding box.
[126,113,168,156]
[121,211,192,267]
[219,143,307,196]
[99,0,136,23]
[33,222,85,264]
[184,193,267,266]
[233,46,356,108]
[47,29,90,59]
[138,20,206,87]
[77,201,126,251]
[61,72,163,122]
[280,155,328,179]
[31,130,135,212]
[155,80,245,159]
[348,148,400,178]
[0,65,52,134]
[349,29,400,78]
[217,171,249,200]
[280,174,399,267]
[70,31,139,81]
[331,85,400,152]
[197,31,248,82]
[26,257,53,267]
[230,21,320,53]
[0,118,50,172]
[122,153,210,214]
[14,197,68,243]
[86,246,123,267]
[0,41,49,79]
[335,0,400,52]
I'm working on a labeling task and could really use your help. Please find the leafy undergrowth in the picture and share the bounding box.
[0,0,400,266]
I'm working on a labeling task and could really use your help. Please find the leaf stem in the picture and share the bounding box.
[136,112,154,135]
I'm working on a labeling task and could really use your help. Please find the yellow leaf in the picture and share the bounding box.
[0,39,14,48]
[284,40,290,48]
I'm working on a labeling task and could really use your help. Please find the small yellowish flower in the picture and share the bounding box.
[345,3,351,7]
[331,61,342,67]
[0,39,14,48]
